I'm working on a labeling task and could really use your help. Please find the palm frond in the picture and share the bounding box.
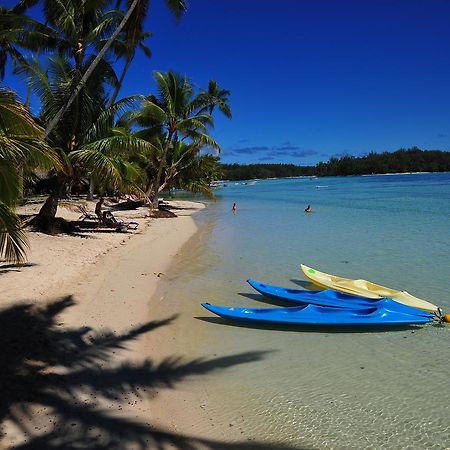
[188,132,221,152]
[179,179,214,198]
[163,0,188,20]
[0,159,21,206]
[0,88,41,136]
[77,135,153,157]
[0,201,28,263]
[83,95,144,143]
[69,147,142,189]
[134,99,167,127]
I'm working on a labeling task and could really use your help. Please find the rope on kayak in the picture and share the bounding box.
[436,308,450,324]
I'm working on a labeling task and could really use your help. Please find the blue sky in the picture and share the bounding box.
[4,0,450,165]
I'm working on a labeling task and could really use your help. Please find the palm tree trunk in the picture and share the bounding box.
[145,180,154,197]
[88,177,95,200]
[25,79,32,109]
[26,41,42,109]
[108,54,134,107]
[38,192,59,220]
[152,133,172,207]
[33,176,65,232]
[44,0,141,138]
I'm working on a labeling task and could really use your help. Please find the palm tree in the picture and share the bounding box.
[108,28,152,106]
[25,56,149,227]
[196,80,232,118]
[131,71,223,206]
[108,0,153,106]
[159,141,223,198]
[0,6,55,81]
[0,88,59,262]
[178,154,223,197]
[44,0,187,138]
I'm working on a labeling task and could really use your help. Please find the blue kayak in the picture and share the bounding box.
[247,279,433,317]
[201,303,433,326]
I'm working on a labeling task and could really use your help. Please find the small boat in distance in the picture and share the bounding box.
[201,303,433,327]
[300,264,439,313]
[210,181,226,188]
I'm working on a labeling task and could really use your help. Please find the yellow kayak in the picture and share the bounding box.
[300,264,438,313]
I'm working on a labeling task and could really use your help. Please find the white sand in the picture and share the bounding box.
[0,199,210,449]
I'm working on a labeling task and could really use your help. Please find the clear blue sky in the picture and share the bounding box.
[4,0,450,165]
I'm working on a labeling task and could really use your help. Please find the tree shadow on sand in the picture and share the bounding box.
[0,296,305,449]
[0,263,38,275]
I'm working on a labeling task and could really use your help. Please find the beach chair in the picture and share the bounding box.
[77,205,99,221]
[102,211,139,230]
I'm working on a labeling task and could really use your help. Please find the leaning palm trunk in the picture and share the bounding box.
[44,0,141,138]
[151,133,172,207]
[108,54,133,107]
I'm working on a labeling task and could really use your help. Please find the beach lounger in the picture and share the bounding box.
[77,205,99,221]
[102,211,139,230]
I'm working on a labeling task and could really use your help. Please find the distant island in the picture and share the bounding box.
[221,148,450,180]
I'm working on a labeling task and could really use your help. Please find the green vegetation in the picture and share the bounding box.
[0,88,59,262]
[315,148,450,176]
[0,0,229,261]
[221,163,314,180]
[222,148,450,180]
[127,71,230,206]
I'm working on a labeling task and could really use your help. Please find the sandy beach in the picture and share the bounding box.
[1,198,299,450]
[1,199,212,449]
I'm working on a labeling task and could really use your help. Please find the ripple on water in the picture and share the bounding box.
[162,175,450,449]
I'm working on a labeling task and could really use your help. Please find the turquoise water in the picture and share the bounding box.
[161,173,450,449]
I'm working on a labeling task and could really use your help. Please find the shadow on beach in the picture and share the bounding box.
[0,296,305,450]
[0,263,38,276]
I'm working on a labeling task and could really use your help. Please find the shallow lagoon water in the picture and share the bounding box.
[159,173,450,449]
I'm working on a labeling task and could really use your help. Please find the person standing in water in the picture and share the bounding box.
[232,202,237,214]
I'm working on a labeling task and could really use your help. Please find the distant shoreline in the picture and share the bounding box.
[219,171,449,183]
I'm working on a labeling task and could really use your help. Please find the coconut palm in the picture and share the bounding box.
[0,6,55,80]
[24,56,149,226]
[159,140,223,198]
[0,88,59,262]
[177,154,223,197]
[107,0,153,106]
[108,28,152,106]
[44,0,187,138]
[130,71,223,205]
[195,80,232,118]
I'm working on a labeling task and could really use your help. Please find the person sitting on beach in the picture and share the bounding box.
[232,202,237,214]
[304,204,312,213]
[102,210,139,230]
[95,197,104,221]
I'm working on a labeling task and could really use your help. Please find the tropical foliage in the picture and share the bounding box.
[0,0,231,261]
[315,148,450,176]
[221,163,314,180]
[0,88,59,262]
[129,71,231,204]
